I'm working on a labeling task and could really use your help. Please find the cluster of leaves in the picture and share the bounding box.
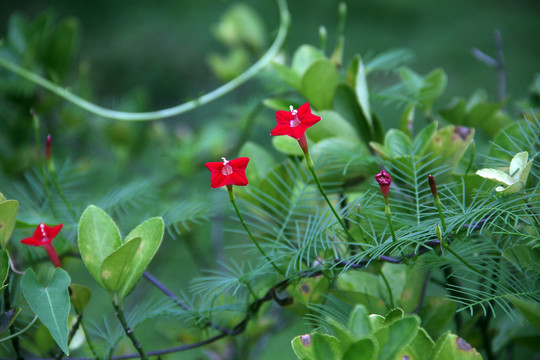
[0,1,539,360]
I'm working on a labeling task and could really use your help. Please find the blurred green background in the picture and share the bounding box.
[1,0,539,114]
[0,0,539,359]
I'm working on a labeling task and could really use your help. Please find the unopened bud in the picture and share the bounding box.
[375,170,392,199]
[436,223,442,241]
[46,135,52,161]
[428,174,437,198]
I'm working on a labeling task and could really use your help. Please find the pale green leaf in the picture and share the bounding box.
[100,237,141,295]
[118,218,164,299]
[0,200,18,248]
[78,205,122,286]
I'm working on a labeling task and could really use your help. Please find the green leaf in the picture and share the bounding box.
[384,308,405,324]
[384,129,412,156]
[291,333,343,360]
[272,62,301,90]
[0,249,9,295]
[0,199,18,248]
[408,328,435,360]
[419,296,457,337]
[348,305,372,339]
[307,110,359,143]
[355,56,372,127]
[301,59,339,110]
[78,205,122,287]
[343,337,378,360]
[0,308,21,336]
[100,237,141,296]
[413,122,438,156]
[21,268,71,355]
[508,296,540,333]
[333,84,372,144]
[373,315,420,360]
[292,44,325,76]
[118,217,164,299]
[399,104,415,137]
[425,125,475,177]
[503,246,540,273]
[272,135,305,156]
[239,141,276,184]
[429,332,482,360]
[69,284,91,314]
[418,68,447,111]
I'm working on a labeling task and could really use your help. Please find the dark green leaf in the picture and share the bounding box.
[21,268,71,355]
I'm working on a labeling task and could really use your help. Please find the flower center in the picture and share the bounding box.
[289,105,300,127]
[221,157,233,176]
[39,223,49,243]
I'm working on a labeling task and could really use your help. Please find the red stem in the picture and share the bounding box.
[43,243,61,267]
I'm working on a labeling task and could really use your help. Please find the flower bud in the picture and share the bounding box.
[375,170,392,198]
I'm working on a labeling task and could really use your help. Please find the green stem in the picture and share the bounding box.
[0,315,38,343]
[3,285,23,359]
[112,300,148,360]
[380,267,395,308]
[0,0,290,121]
[434,196,447,233]
[49,166,78,222]
[384,201,398,243]
[79,317,100,360]
[228,187,285,276]
[304,151,364,251]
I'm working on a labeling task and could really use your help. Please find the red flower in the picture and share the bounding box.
[21,223,63,267]
[270,103,321,140]
[375,170,392,198]
[205,157,249,189]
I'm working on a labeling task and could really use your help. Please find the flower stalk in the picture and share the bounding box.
[428,175,447,233]
[112,300,148,360]
[227,185,284,276]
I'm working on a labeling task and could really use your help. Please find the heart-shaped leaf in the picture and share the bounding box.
[118,217,164,299]
[0,200,18,248]
[100,237,141,296]
[78,205,122,286]
[21,268,71,355]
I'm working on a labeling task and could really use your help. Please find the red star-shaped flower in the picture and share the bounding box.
[270,103,321,140]
[205,157,250,189]
[21,223,63,267]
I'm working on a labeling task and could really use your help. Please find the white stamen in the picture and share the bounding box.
[222,157,229,165]
[289,105,297,115]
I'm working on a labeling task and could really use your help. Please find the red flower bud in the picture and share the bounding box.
[46,135,52,161]
[375,170,392,198]
[428,174,437,198]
